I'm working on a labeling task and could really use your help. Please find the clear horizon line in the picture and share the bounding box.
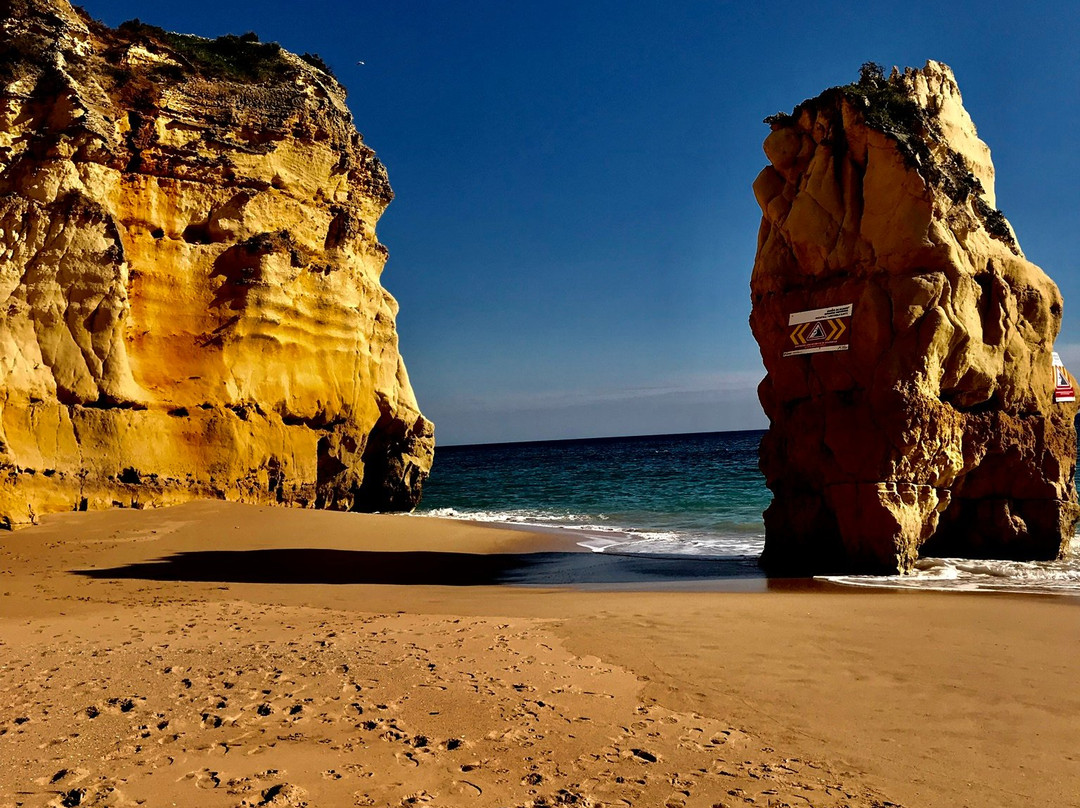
[436,426,767,451]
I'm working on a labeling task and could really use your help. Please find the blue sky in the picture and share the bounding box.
[82,0,1080,445]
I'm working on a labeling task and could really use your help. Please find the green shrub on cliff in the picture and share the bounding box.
[117,19,292,82]
[842,61,924,140]
[299,52,336,78]
[763,61,1018,251]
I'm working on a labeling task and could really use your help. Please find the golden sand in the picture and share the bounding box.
[1,502,1077,807]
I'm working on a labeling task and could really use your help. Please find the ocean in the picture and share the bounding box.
[415,430,1080,596]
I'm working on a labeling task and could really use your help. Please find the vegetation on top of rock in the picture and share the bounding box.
[762,110,794,127]
[2,5,335,89]
[841,61,927,143]
[299,52,336,78]
[763,61,929,148]
[116,19,295,82]
[766,61,1017,252]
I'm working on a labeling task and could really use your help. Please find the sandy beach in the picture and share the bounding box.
[1,501,1078,808]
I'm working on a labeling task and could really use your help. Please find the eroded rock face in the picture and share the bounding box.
[750,61,1078,574]
[0,0,433,527]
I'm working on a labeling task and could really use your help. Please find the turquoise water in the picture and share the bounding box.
[417,430,768,557]
[415,429,1080,595]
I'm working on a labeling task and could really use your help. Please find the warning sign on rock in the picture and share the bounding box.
[1053,352,1075,403]
[784,304,853,357]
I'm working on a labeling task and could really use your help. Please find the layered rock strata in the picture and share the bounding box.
[750,61,1078,574]
[0,0,433,527]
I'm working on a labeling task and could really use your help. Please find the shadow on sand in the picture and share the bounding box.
[74,549,772,589]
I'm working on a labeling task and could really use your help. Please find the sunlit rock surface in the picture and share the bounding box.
[750,61,1078,574]
[0,0,433,527]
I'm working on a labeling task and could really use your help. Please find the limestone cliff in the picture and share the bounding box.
[750,61,1079,574]
[0,0,434,527]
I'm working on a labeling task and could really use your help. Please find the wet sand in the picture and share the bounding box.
[1,500,1077,807]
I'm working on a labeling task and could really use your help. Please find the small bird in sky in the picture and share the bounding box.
[356,61,365,66]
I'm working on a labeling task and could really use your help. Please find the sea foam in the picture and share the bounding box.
[413,506,1080,596]
[820,535,1080,596]
[413,431,1080,597]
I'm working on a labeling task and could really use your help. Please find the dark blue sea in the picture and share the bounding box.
[414,429,1080,595]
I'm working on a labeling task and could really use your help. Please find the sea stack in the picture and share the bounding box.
[749,61,1079,574]
[0,0,434,527]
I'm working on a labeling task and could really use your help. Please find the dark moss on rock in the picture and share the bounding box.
[114,20,294,83]
[766,61,1018,253]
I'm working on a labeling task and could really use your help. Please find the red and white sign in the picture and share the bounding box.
[1053,352,1075,403]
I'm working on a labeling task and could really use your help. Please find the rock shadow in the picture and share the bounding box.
[73,549,767,588]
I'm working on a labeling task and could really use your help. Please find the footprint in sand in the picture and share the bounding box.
[629,748,658,763]
[34,767,89,788]
[395,750,420,767]
[186,768,221,789]
[449,779,484,798]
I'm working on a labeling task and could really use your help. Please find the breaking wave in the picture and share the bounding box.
[821,535,1080,596]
